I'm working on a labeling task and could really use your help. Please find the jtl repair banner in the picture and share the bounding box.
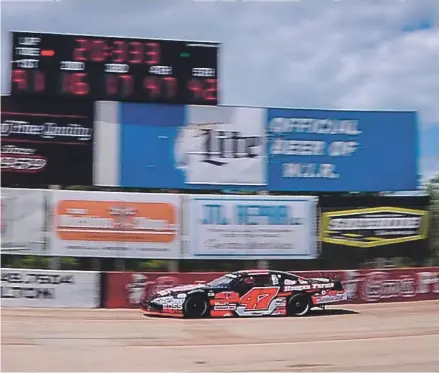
[186,195,318,259]
[49,190,182,259]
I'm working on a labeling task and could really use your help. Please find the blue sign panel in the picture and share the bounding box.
[120,103,186,189]
[267,108,418,192]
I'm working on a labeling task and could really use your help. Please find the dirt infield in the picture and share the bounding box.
[2,301,439,372]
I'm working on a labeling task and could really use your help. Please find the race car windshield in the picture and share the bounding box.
[207,274,236,287]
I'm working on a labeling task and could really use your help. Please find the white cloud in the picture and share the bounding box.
[1,0,438,174]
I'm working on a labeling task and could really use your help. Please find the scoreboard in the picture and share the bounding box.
[10,31,220,105]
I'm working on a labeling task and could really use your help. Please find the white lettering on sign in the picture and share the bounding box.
[105,63,129,73]
[192,68,215,77]
[282,163,339,179]
[271,140,326,156]
[1,121,92,141]
[60,61,85,71]
[17,59,39,69]
[269,118,362,135]
[15,47,40,57]
[18,37,41,46]
[360,271,416,302]
[329,217,421,231]
[149,65,172,75]
[269,117,363,180]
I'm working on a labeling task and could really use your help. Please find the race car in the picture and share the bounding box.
[140,269,348,318]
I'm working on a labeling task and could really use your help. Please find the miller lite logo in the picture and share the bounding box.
[176,123,261,168]
[174,107,266,185]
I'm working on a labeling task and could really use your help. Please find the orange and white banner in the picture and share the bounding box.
[50,191,181,258]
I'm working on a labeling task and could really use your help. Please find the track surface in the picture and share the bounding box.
[2,301,439,372]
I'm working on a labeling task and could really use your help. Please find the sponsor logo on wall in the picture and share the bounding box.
[187,195,317,259]
[1,96,94,186]
[1,269,99,308]
[321,207,429,248]
[50,190,181,259]
[174,106,266,185]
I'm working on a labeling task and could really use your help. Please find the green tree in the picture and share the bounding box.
[427,175,439,265]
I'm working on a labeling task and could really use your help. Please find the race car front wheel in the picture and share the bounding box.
[287,294,311,316]
[183,294,209,318]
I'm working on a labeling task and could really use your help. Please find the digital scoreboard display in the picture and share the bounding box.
[10,31,220,105]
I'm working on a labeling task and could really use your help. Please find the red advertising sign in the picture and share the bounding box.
[104,267,439,308]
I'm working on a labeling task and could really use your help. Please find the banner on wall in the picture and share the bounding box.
[103,267,439,308]
[49,190,182,258]
[1,269,100,308]
[1,188,47,255]
[1,95,94,186]
[321,207,429,248]
[186,195,318,259]
[266,108,418,192]
[119,103,266,189]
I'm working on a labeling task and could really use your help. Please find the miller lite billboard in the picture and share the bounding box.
[115,103,417,191]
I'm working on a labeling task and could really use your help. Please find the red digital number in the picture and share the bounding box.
[128,41,142,64]
[11,69,45,93]
[62,72,89,95]
[163,76,177,98]
[73,39,88,61]
[239,287,279,310]
[187,78,217,102]
[112,40,126,63]
[143,76,177,99]
[90,39,107,62]
[205,78,217,101]
[105,74,133,97]
[11,69,27,90]
[145,42,160,65]
[144,76,160,98]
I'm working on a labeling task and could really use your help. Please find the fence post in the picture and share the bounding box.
[168,260,179,272]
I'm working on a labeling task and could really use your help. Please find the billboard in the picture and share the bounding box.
[1,95,94,186]
[1,269,100,308]
[267,108,418,192]
[49,190,182,259]
[319,195,430,264]
[118,104,418,192]
[120,103,267,189]
[186,195,318,259]
[1,188,48,255]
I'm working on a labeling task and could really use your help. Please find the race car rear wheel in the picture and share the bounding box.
[183,294,209,318]
[287,294,311,316]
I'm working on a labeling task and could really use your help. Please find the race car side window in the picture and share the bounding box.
[280,273,300,286]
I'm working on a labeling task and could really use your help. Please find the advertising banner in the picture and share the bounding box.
[321,207,429,248]
[120,103,266,189]
[1,95,94,186]
[1,269,100,308]
[49,190,182,258]
[319,195,430,263]
[103,267,438,308]
[299,267,439,304]
[267,108,418,191]
[1,188,48,255]
[186,195,318,259]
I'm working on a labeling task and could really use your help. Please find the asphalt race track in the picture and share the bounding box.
[2,301,438,372]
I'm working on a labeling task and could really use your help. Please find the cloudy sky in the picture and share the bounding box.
[1,0,438,184]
